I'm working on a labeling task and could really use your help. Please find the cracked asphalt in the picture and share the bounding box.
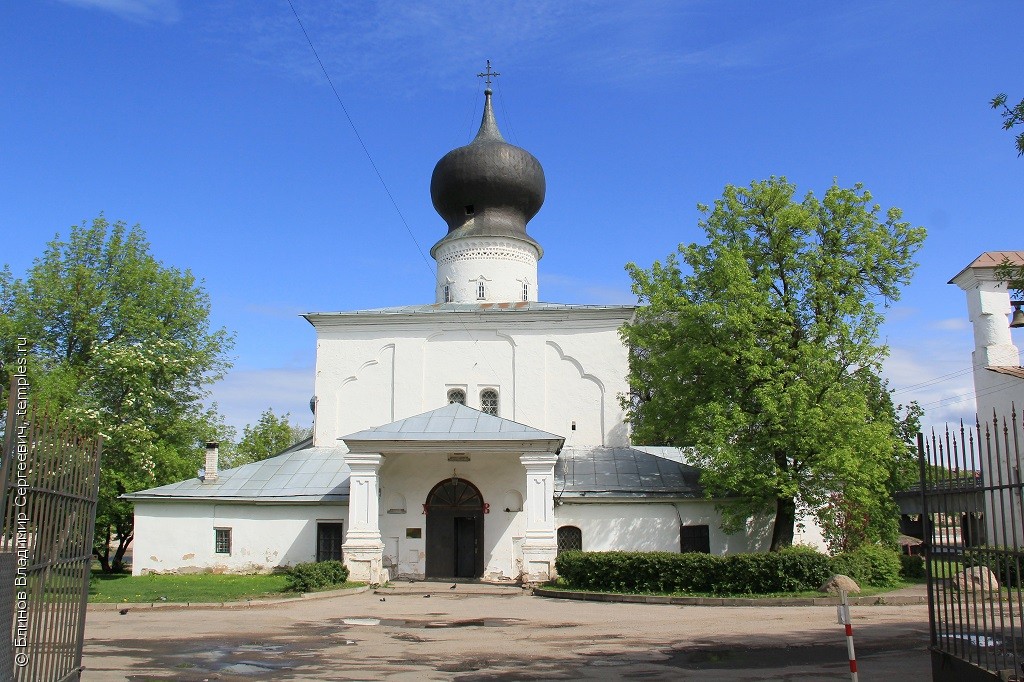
[83,585,931,680]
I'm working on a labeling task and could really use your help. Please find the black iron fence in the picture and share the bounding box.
[918,409,1024,682]
[0,380,103,682]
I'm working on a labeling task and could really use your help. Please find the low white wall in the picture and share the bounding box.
[131,501,347,575]
[554,500,825,555]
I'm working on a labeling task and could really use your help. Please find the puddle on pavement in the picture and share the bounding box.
[161,641,304,676]
[337,616,521,629]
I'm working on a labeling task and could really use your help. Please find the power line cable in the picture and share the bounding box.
[283,16,533,425]
[285,0,433,275]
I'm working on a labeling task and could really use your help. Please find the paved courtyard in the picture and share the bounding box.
[83,584,931,681]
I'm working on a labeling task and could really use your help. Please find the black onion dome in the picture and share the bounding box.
[429,89,545,257]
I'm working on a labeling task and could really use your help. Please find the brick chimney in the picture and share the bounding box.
[203,441,219,483]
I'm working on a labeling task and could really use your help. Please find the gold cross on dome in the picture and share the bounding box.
[477,60,500,87]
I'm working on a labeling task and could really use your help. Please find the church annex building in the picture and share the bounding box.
[126,85,824,583]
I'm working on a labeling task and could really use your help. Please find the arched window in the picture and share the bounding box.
[480,389,498,416]
[477,280,486,299]
[443,284,452,303]
[447,389,466,405]
[557,526,582,555]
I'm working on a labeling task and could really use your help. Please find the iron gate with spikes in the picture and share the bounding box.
[0,379,103,682]
[918,409,1024,682]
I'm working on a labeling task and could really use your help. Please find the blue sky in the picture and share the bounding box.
[3,1,1022,434]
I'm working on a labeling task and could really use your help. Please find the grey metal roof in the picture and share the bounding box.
[304,302,634,317]
[555,446,704,499]
[126,425,702,503]
[124,445,351,503]
[342,403,563,444]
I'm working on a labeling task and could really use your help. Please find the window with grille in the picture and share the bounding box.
[557,526,582,555]
[214,527,231,554]
[448,389,466,405]
[522,282,529,301]
[444,285,452,303]
[317,522,344,562]
[480,389,498,416]
[477,281,486,299]
[680,524,711,553]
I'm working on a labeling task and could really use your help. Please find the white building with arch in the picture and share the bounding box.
[127,86,823,581]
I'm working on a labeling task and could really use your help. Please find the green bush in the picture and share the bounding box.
[830,545,901,587]
[285,560,350,592]
[899,554,925,580]
[554,546,832,596]
[963,547,1021,586]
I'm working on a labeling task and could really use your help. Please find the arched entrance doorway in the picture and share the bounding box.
[424,477,484,579]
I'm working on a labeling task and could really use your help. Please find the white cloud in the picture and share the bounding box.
[208,365,314,433]
[928,317,968,331]
[884,342,977,426]
[57,0,181,24]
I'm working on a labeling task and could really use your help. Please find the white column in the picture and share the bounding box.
[342,452,385,584]
[519,452,558,582]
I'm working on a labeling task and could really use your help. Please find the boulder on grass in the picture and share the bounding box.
[954,566,999,593]
[820,574,861,594]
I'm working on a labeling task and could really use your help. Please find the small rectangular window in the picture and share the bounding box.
[477,281,486,299]
[214,527,231,554]
[406,528,422,539]
[317,522,344,562]
[522,282,529,301]
[680,524,710,554]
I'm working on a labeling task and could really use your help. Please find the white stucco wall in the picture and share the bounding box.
[131,501,347,575]
[434,237,539,304]
[378,450,528,581]
[553,501,781,555]
[952,264,1024,423]
[309,308,632,448]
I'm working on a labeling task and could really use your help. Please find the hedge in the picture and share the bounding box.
[830,545,902,587]
[285,560,350,592]
[554,546,834,595]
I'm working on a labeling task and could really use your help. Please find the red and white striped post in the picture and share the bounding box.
[837,589,858,681]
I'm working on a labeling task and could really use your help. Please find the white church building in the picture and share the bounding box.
[127,85,823,582]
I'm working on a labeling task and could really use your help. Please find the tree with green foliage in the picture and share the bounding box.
[991,93,1024,157]
[231,408,310,467]
[621,178,925,551]
[0,215,233,572]
[995,258,1024,301]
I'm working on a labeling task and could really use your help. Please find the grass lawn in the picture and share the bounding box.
[89,571,365,603]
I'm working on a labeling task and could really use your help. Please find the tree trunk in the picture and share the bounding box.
[95,526,112,573]
[769,497,796,551]
[112,534,132,573]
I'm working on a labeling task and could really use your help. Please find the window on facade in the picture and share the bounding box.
[480,389,498,416]
[317,522,344,562]
[448,389,466,405]
[477,281,486,299]
[522,282,529,301]
[557,526,582,555]
[214,527,231,554]
[443,285,452,303]
[680,524,711,554]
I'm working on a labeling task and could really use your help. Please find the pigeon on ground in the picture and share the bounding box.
[450,584,457,590]
[158,596,167,601]
[119,609,129,615]
[423,594,430,598]
[379,597,386,602]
